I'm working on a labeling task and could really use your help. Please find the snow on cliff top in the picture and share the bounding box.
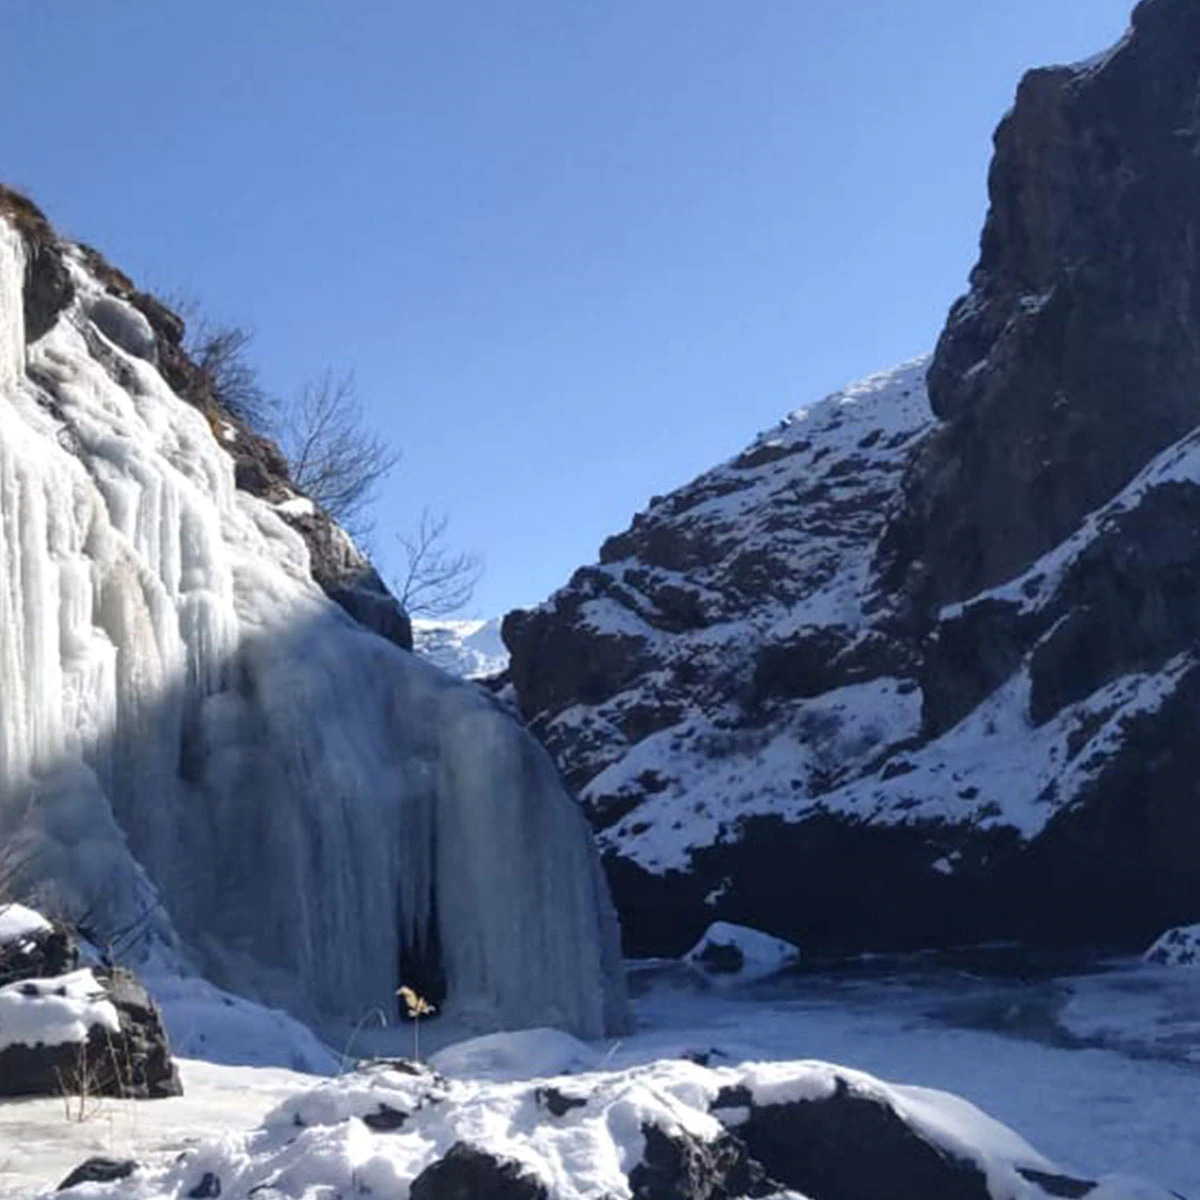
[411,617,509,679]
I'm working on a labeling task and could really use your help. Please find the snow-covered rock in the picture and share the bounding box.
[1144,924,1200,968]
[0,969,118,1053]
[0,905,180,1099]
[0,903,52,946]
[503,7,1200,962]
[0,191,627,1043]
[412,616,509,679]
[684,921,800,984]
[47,1050,1177,1199]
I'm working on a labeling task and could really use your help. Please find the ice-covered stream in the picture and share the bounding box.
[2,958,1197,1198]
[622,957,1200,1195]
[0,212,626,1039]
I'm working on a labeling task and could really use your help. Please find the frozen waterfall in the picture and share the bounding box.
[0,216,627,1039]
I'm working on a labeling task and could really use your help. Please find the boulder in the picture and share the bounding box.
[57,1158,138,1191]
[409,1142,548,1200]
[0,909,180,1100]
[684,922,800,984]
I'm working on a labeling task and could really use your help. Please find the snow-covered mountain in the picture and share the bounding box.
[412,617,508,679]
[504,0,1200,959]
[0,188,627,1041]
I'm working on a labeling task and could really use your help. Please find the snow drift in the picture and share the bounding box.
[0,207,627,1040]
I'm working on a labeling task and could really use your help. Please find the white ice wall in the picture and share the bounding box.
[0,220,626,1038]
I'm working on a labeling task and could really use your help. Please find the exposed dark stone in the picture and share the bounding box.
[280,506,413,650]
[362,1104,408,1131]
[504,601,649,719]
[0,924,77,987]
[535,1085,588,1117]
[712,1084,753,1110]
[628,1124,773,1200]
[0,186,75,342]
[739,1078,993,1200]
[694,940,744,974]
[98,967,183,1099]
[920,598,1031,736]
[57,1157,138,1191]
[409,1141,549,1200]
[186,1172,222,1198]
[23,239,74,343]
[1017,1167,1098,1199]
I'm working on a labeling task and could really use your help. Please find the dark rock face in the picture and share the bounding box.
[98,967,183,1099]
[504,4,1200,963]
[409,1142,549,1200]
[628,1124,771,1200]
[277,506,412,651]
[0,924,77,987]
[0,186,75,341]
[885,0,1200,608]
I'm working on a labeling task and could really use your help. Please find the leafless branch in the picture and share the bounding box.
[280,371,400,541]
[394,508,483,618]
[186,318,276,428]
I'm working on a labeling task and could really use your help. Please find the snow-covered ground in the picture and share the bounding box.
[3,957,1197,1198]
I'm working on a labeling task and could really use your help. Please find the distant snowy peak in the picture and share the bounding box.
[412,617,509,679]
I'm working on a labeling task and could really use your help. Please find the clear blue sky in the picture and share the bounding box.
[2,1,1133,617]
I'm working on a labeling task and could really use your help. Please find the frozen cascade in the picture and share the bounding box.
[0,216,627,1039]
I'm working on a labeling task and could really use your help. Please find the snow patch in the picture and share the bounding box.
[0,969,118,1052]
[0,904,53,946]
[684,921,800,984]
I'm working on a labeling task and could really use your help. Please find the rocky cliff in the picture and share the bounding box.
[0,190,627,1039]
[505,0,1200,958]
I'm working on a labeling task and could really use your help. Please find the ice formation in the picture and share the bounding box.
[0,215,627,1039]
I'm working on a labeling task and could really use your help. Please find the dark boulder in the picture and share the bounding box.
[409,1142,548,1200]
[628,1123,772,1200]
[738,1077,993,1200]
[57,1158,138,1191]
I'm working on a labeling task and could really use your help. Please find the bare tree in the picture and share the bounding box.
[394,508,483,617]
[279,371,401,541]
[186,319,275,429]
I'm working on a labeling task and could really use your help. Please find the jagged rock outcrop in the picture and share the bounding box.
[505,1,1200,960]
[883,0,1200,608]
[0,192,627,1039]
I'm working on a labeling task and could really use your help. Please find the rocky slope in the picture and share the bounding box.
[0,191,627,1039]
[505,0,1200,958]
